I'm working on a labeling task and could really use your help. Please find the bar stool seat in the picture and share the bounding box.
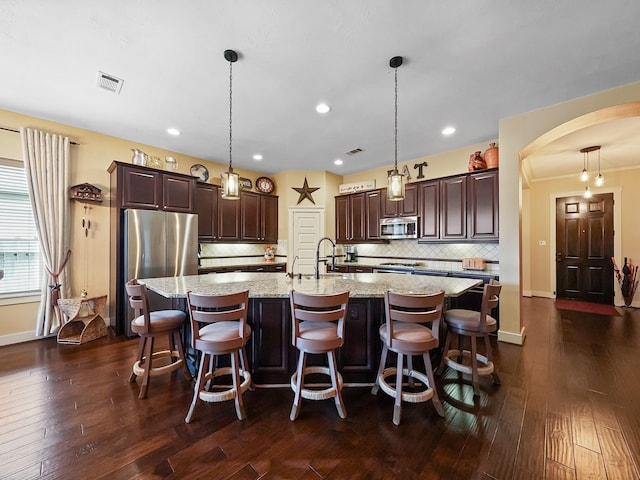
[125,279,191,399]
[289,290,349,421]
[185,290,252,423]
[437,280,502,396]
[372,290,446,425]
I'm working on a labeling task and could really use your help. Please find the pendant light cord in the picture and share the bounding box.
[394,66,398,173]
[228,59,233,172]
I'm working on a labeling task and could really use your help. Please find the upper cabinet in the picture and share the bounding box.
[241,191,278,243]
[381,183,418,218]
[335,193,366,243]
[195,183,218,240]
[109,162,195,213]
[418,169,499,243]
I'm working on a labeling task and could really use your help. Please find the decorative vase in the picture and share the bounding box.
[484,142,499,168]
[468,151,486,172]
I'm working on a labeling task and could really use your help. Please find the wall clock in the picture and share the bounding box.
[256,176,275,193]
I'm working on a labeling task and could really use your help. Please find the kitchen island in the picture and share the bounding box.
[141,272,481,385]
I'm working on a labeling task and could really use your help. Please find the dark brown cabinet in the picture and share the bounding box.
[335,193,365,243]
[381,183,418,218]
[440,175,467,239]
[195,183,218,240]
[467,170,499,240]
[365,190,384,240]
[241,191,278,243]
[418,180,440,240]
[109,162,195,212]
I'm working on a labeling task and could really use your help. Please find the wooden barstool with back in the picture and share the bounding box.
[436,279,502,396]
[289,289,350,421]
[371,290,446,425]
[125,279,191,399]
[185,290,252,422]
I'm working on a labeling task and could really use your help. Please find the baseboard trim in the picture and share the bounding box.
[522,290,532,297]
[498,327,527,346]
[531,290,555,299]
[0,330,40,346]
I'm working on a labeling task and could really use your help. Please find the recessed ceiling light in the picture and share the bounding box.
[316,103,331,114]
[253,154,263,161]
[167,127,181,136]
[442,126,456,136]
[334,159,343,166]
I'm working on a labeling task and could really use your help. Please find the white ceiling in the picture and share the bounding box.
[1,1,639,179]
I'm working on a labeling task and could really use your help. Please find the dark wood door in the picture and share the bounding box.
[260,195,278,243]
[120,166,162,210]
[335,195,350,243]
[556,193,614,304]
[467,170,499,240]
[381,183,418,217]
[440,175,467,239]
[349,193,366,242]
[418,180,440,240]
[240,191,260,241]
[217,191,240,241]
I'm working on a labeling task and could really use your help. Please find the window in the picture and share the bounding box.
[0,159,41,297]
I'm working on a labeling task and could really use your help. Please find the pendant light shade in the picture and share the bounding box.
[221,49,240,200]
[580,145,603,197]
[387,56,405,201]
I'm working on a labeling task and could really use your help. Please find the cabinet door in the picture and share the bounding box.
[440,175,467,239]
[335,195,350,243]
[162,174,195,212]
[217,192,240,241]
[240,191,261,241]
[120,166,162,209]
[365,190,383,240]
[467,170,499,239]
[260,195,278,243]
[418,180,440,240]
[194,183,217,240]
[338,299,380,383]
[381,183,418,217]
[249,298,293,384]
[349,193,366,242]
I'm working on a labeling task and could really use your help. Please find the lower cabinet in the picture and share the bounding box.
[248,297,382,384]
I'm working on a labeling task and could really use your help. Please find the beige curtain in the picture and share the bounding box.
[21,127,71,336]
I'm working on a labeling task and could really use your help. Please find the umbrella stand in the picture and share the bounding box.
[612,257,639,307]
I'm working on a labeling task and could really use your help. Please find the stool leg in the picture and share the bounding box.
[130,335,145,383]
[185,352,209,423]
[139,336,154,399]
[407,356,415,388]
[328,350,346,419]
[231,350,246,420]
[393,353,405,425]
[470,336,480,396]
[290,351,306,421]
[436,331,452,375]
[371,345,389,395]
[240,347,255,391]
[423,352,445,417]
[484,334,501,385]
[173,331,191,381]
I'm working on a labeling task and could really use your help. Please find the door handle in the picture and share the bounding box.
[556,252,562,262]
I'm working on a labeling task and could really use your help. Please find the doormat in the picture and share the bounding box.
[556,299,621,317]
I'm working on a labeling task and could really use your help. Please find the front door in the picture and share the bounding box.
[555,193,614,304]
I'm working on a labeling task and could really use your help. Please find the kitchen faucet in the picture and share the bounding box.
[315,237,336,279]
[287,255,300,278]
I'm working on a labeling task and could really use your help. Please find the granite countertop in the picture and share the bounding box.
[334,259,499,277]
[140,272,482,299]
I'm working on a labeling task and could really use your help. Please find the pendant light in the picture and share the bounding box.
[580,146,602,198]
[387,56,405,201]
[594,147,604,187]
[221,49,240,200]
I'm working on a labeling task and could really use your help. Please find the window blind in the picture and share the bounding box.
[0,161,41,296]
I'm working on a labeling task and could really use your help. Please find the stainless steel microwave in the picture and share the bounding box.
[380,216,418,239]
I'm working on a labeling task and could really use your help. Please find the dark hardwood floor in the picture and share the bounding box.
[1,298,639,479]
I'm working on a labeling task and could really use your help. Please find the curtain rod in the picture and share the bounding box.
[1,126,80,145]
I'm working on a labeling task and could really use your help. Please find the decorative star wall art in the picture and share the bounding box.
[292,177,320,205]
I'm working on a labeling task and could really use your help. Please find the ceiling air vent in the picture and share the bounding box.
[96,71,124,94]
[345,147,364,156]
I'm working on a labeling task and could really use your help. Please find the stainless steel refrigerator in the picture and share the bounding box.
[122,209,198,336]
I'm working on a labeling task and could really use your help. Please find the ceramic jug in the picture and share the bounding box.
[131,148,148,166]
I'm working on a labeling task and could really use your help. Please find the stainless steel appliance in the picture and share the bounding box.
[380,216,418,239]
[122,209,198,336]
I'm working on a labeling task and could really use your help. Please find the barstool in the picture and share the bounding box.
[371,290,446,425]
[289,289,349,421]
[436,279,502,396]
[125,279,191,399]
[185,290,252,422]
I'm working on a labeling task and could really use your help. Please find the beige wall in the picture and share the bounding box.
[0,108,267,342]
[526,168,640,304]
